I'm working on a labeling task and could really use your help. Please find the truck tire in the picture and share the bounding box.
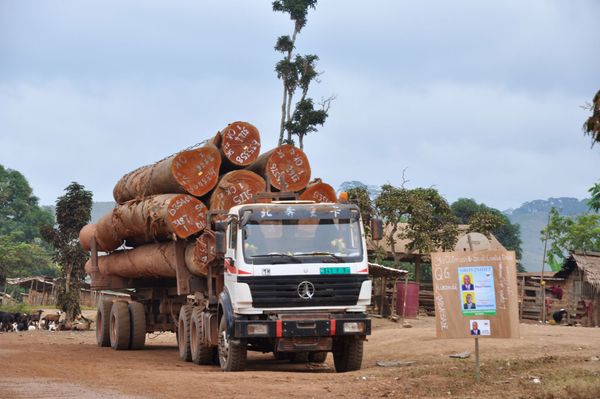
[190,308,213,365]
[96,300,112,347]
[218,317,246,371]
[110,301,131,350]
[178,304,193,362]
[333,336,363,372]
[128,302,146,350]
[308,351,328,363]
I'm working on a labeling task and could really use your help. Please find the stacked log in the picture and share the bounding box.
[247,144,311,192]
[299,179,337,203]
[82,121,339,281]
[113,146,221,203]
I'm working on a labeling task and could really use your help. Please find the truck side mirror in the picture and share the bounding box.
[370,218,383,241]
[215,231,226,256]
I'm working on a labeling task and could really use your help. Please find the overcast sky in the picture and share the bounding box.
[1,0,599,210]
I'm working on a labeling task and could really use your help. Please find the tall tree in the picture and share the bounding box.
[42,182,92,321]
[273,0,331,148]
[541,207,600,271]
[376,185,458,265]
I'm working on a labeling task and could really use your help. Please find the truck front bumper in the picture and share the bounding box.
[233,316,371,339]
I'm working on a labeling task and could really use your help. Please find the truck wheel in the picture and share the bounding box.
[190,308,213,365]
[178,305,193,362]
[218,317,246,371]
[273,351,287,361]
[128,302,146,350]
[110,301,131,350]
[308,351,328,363]
[96,300,112,347]
[333,336,363,372]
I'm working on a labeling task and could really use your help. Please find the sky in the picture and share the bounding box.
[1,0,599,211]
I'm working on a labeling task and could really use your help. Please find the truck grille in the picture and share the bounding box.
[238,275,368,308]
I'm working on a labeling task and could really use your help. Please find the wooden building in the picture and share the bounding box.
[554,251,600,327]
[517,272,566,322]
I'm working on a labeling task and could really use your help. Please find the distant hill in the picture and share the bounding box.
[504,197,592,272]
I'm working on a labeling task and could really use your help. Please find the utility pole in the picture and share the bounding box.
[540,212,551,323]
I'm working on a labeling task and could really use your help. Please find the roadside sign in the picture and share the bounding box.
[431,250,520,339]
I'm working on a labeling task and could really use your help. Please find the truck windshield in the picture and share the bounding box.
[242,217,363,265]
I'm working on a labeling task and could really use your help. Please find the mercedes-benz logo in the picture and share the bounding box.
[297,281,315,299]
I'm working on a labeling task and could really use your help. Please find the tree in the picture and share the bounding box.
[541,207,600,271]
[273,0,332,148]
[0,235,59,280]
[451,198,524,271]
[347,186,374,236]
[0,165,54,242]
[588,182,600,212]
[42,182,92,322]
[583,89,600,147]
[375,185,459,265]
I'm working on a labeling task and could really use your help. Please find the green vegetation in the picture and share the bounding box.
[0,165,56,285]
[273,0,332,149]
[451,198,524,272]
[41,182,93,322]
[541,207,600,271]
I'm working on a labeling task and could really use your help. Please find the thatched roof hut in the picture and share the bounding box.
[554,251,600,326]
[555,251,600,288]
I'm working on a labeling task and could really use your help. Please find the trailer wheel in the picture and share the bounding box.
[96,300,112,347]
[110,301,131,350]
[178,305,193,362]
[190,308,213,365]
[128,302,146,350]
[333,336,363,372]
[218,317,246,371]
[308,351,328,363]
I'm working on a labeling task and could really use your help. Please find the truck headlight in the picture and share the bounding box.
[343,322,365,333]
[247,323,268,335]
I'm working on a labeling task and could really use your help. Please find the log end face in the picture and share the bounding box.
[299,181,338,203]
[266,144,311,192]
[220,121,261,166]
[79,223,97,251]
[171,147,221,197]
[209,170,266,212]
[166,194,208,239]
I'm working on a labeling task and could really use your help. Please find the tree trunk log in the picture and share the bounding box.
[84,240,213,278]
[78,223,97,251]
[209,170,266,213]
[247,144,311,192]
[93,194,208,252]
[212,121,261,172]
[299,178,337,203]
[113,146,221,203]
[185,231,216,276]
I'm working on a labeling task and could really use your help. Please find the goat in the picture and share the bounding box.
[42,312,61,329]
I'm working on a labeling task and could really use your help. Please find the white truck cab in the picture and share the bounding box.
[216,201,372,371]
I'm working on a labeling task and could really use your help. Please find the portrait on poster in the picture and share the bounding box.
[470,319,491,336]
[458,266,496,316]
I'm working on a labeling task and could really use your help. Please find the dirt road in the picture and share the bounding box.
[1,316,599,398]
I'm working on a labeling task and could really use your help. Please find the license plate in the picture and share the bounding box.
[320,267,350,275]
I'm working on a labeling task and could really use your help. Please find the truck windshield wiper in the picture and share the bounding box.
[251,253,302,263]
[294,252,344,263]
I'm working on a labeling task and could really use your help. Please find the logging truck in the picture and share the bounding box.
[88,197,376,372]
